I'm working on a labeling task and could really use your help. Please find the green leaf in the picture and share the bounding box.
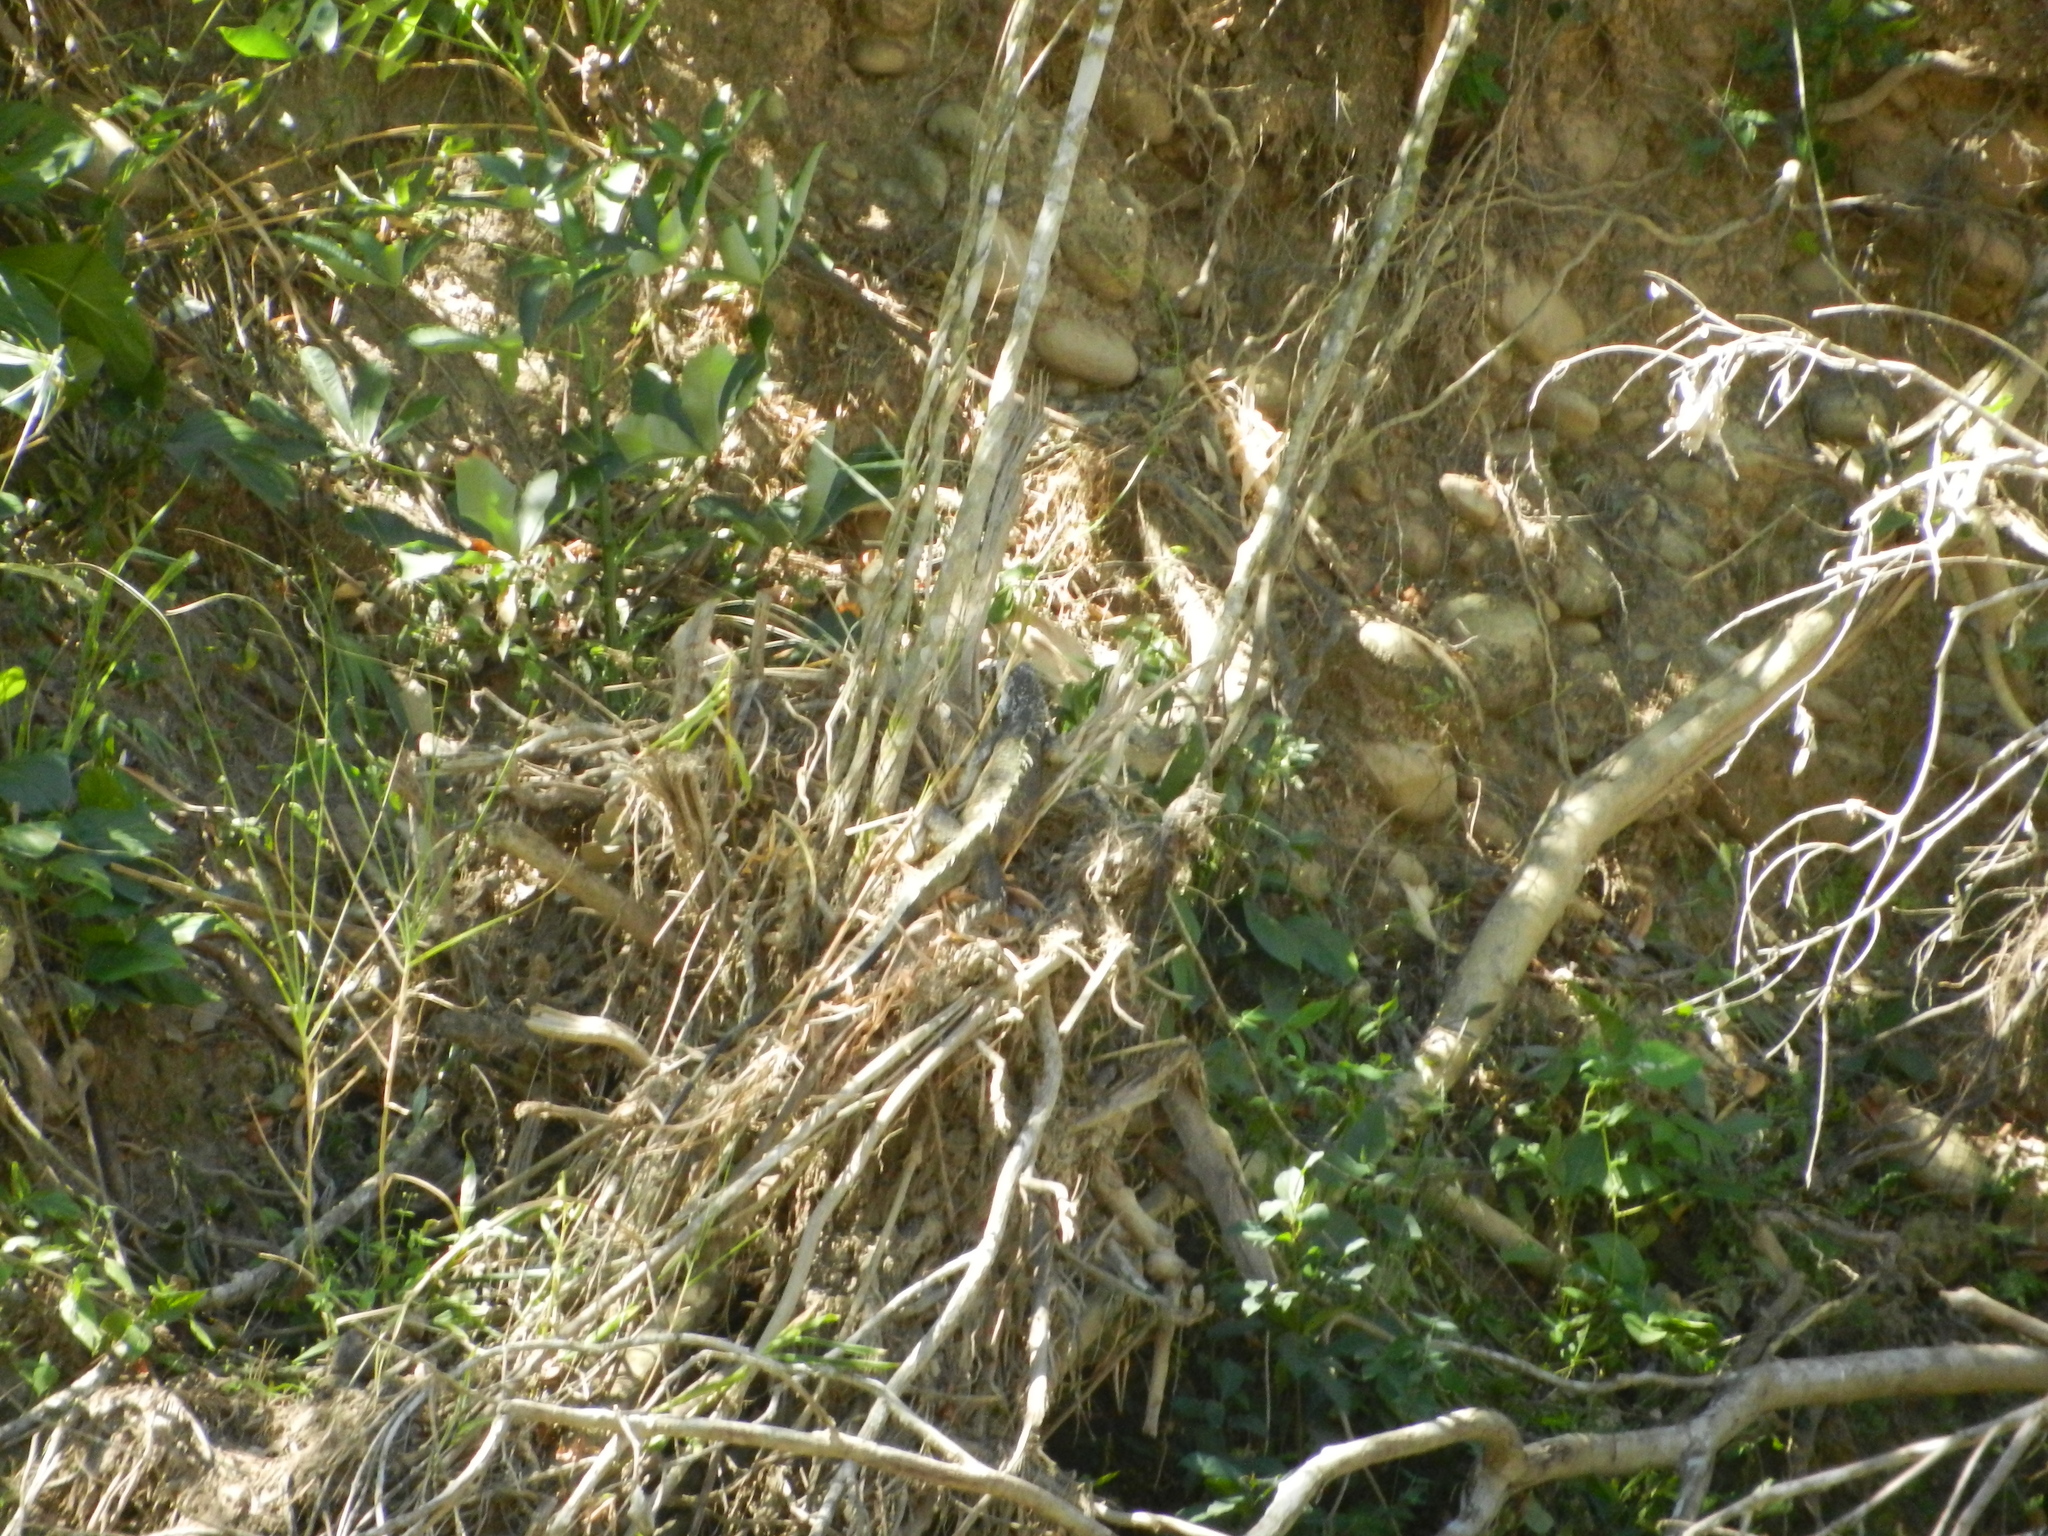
[612,409,699,465]
[674,345,744,454]
[300,0,340,53]
[1243,897,1303,970]
[57,1285,103,1352]
[406,324,517,356]
[1580,1231,1647,1290]
[1629,1038,1704,1090]
[167,410,298,509]
[297,345,359,444]
[340,505,465,552]
[0,665,24,705]
[1555,1130,1609,1198]
[0,243,158,396]
[453,454,520,550]
[82,937,188,982]
[382,391,443,443]
[287,231,384,289]
[513,469,559,556]
[218,24,296,59]
[0,104,95,205]
[243,393,324,460]
[72,764,137,811]
[44,850,109,897]
[0,821,62,859]
[1291,911,1359,982]
[0,750,72,813]
[0,267,62,350]
[66,807,167,858]
[160,911,217,944]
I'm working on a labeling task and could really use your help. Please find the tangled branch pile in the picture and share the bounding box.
[8,0,2048,1532]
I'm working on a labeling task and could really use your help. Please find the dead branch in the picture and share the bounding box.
[486,819,666,949]
[499,1400,1117,1536]
[1390,579,1908,1127]
[1240,1344,2048,1536]
[1161,1085,1279,1286]
[200,1097,449,1312]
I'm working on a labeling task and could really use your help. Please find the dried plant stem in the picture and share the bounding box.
[200,1098,449,1312]
[486,820,666,948]
[1189,0,1487,705]
[809,961,1077,1530]
[1236,1345,2048,1536]
[500,1400,1117,1536]
[1389,577,1912,1127]
[865,0,1125,813]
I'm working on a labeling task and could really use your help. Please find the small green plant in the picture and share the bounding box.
[289,223,448,291]
[1,1164,205,1395]
[451,453,560,556]
[288,345,446,463]
[0,730,216,1014]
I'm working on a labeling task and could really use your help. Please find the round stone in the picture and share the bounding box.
[848,35,915,76]
[1031,316,1139,387]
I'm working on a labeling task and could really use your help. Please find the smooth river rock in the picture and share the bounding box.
[1032,316,1139,386]
[1360,740,1458,821]
[848,35,916,76]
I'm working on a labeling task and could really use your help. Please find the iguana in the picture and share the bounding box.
[835,666,1049,985]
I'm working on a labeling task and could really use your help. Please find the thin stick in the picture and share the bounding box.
[487,820,666,949]
[499,1401,1116,1536]
[1187,0,1488,706]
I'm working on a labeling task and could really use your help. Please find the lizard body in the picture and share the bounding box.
[836,667,1048,985]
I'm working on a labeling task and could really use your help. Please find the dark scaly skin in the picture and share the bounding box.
[837,668,1048,985]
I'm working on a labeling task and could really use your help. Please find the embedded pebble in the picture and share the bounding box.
[1357,619,1439,674]
[1658,457,1731,511]
[1360,740,1458,822]
[1031,316,1138,386]
[1552,109,1621,184]
[1439,593,1545,657]
[1060,177,1149,304]
[924,101,982,154]
[1142,365,1184,398]
[1284,853,1332,901]
[1472,806,1520,850]
[1387,849,1432,891]
[1339,459,1383,504]
[1439,472,1505,531]
[1531,383,1601,443]
[1936,733,1993,771]
[981,216,1029,303]
[1151,243,1205,316]
[1102,84,1176,148]
[1438,593,1547,711]
[1547,532,1617,620]
[1494,274,1586,366]
[1242,355,1296,424]
[1804,684,1861,725]
[1491,429,1552,464]
[1394,515,1446,580]
[1654,525,1709,572]
[848,35,916,76]
[1976,118,2048,205]
[1960,219,2029,294]
[856,0,938,33]
[1802,375,1897,444]
[1850,130,1945,199]
[906,142,950,209]
[1557,619,1603,648]
[1786,255,1853,305]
